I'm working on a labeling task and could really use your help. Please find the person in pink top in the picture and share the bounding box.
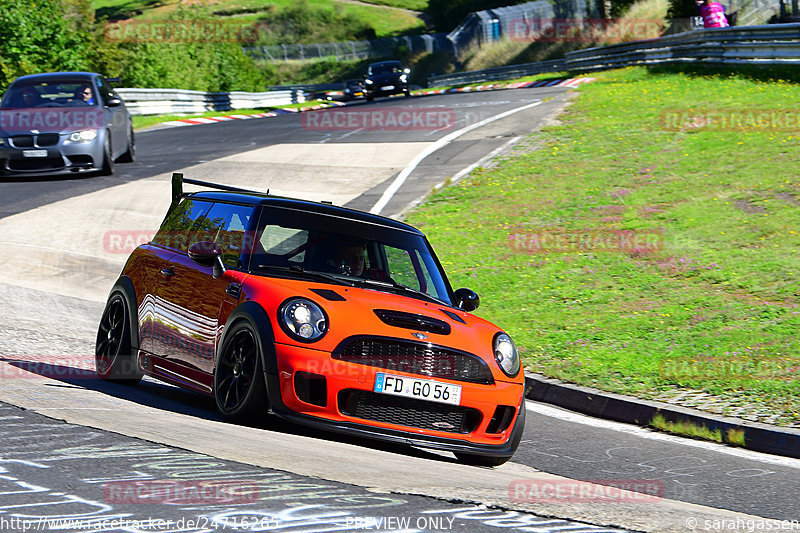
[697,0,729,28]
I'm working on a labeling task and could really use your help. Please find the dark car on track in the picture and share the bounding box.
[0,72,134,177]
[96,174,526,466]
[342,79,365,101]
[363,60,410,101]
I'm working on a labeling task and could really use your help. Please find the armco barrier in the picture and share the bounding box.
[428,59,567,87]
[116,88,305,116]
[428,23,800,86]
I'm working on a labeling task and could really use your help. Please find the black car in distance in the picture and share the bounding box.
[363,61,410,101]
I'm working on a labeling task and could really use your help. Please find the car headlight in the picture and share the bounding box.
[68,130,98,142]
[400,74,407,82]
[365,79,373,84]
[493,333,520,377]
[279,298,328,342]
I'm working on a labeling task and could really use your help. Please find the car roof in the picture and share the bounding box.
[369,61,402,67]
[187,191,424,235]
[11,72,99,84]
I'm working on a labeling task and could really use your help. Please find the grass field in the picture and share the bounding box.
[92,0,426,39]
[405,66,800,426]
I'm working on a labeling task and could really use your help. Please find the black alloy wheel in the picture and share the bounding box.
[214,321,268,421]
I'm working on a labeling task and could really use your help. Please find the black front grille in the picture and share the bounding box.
[10,135,33,147]
[37,133,59,146]
[339,389,482,434]
[8,157,63,171]
[374,309,451,335]
[333,336,494,384]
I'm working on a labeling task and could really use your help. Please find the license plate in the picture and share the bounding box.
[381,85,395,91]
[23,150,47,158]
[374,372,461,405]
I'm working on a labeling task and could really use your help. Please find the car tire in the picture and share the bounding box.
[95,292,143,383]
[454,453,512,467]
[100,133,114,175]
[214,320,268,421]
[118,127,135,163]
[403,89,411,97]
[366,93,374,102]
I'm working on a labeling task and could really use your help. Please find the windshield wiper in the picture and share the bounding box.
[257,264,353,286]
[355,278,446,305]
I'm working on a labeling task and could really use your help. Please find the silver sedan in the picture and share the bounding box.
[0,71,134,177]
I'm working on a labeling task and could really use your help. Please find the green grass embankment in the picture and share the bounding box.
[406,66,800,426]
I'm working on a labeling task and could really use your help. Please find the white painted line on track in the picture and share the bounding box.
[525,400,800,470]
[450,135,523,185]
[369,100,543,214]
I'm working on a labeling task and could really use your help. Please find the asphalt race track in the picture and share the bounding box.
[0,88,798,532]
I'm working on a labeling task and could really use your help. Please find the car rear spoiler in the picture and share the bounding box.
[170,172,267,208]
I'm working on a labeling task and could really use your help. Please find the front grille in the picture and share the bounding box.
[333,336,494,384]
[37,133,59,146]
[339,389,482,434]
[374,309,451,335]
[7,157,63,171]
[10,135,33,148]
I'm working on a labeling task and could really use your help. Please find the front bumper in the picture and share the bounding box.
[266,342,526,456]
[0,136,104,177]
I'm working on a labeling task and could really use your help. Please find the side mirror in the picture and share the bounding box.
[105,97,122,107]
[453,288,480,312]
[189,241,226,278]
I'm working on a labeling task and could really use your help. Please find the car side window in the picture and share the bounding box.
[191,202,255,269]
[96,78,115,105]
[153,199,213,252]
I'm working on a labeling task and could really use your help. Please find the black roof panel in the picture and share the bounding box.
[186,191,423,235]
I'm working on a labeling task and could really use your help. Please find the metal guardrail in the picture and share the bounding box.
[428,59,567,86]
[428,23,800,86]
[116,88,305,116]
[564,23,800,71]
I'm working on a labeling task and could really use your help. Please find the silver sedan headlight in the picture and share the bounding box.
[279,298,328,342]
[494,333,520,377]
[68,130,98,143]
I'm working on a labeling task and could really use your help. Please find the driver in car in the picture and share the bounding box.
[335,242,367,277]
[70,85,95,105]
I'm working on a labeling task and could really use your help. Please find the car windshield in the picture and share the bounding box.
[368,63,401,75]
[1,80,97,109]
[251,207,454,305]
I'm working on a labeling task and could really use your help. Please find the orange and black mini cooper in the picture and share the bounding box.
[96,174,525,466]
